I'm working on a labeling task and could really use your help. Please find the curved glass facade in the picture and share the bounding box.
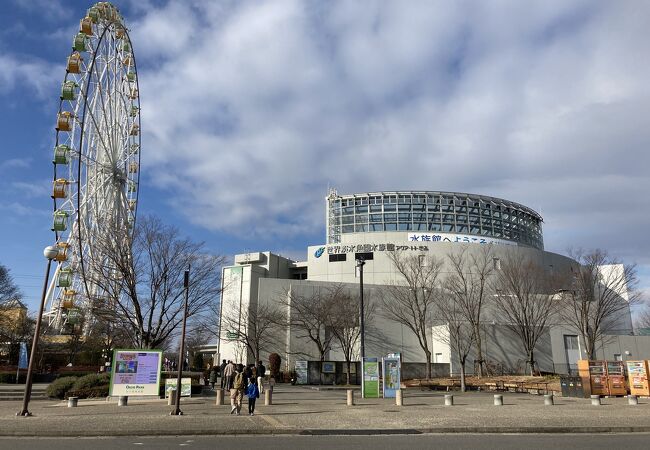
[326,191,544,250]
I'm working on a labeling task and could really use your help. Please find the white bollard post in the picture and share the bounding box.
[590,395,601,406]
[628,395,638,405]
[444,394,454,406]
[347,389,355,406]
[118,396,128,407]
[67,397,78,408]
[167,389,177,406]
[396,389,403,406]
[494,394,503,406]
[265,388,272,406]
[215,389,224,406]
[544,394,554,406]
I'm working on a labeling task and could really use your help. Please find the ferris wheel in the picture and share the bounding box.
[45,2,140,332]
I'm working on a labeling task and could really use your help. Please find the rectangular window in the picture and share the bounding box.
[384,213,397,221]
[385,223,397,231]
[418,254,427,267]
[329,254,347,262]
[355,224,367,232]
[370,205,383,212]
[383,204,396,212]
[398,223,412,230]
[493,257,501,270]
[370,223,384,231]
[429,223,442,231]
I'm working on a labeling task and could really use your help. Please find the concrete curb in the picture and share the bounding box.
[3,426,650,437]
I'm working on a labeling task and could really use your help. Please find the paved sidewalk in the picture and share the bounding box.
[1,386,649,436]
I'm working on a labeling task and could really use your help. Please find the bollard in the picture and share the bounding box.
[265,388,272,406]
[346,389,355,406]
[590,395,601,406]
[396,389,403,406]
[118,396,128,407]
[444,394,454,406]
[67,397,78,408]
[628,395,638,406]
[215,389,224,406]
[544,394,554,406]
[167,389,177,406]
[493,394,503,406]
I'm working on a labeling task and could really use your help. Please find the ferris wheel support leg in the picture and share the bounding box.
[17,258,54,417]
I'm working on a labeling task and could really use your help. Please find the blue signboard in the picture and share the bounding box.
[18,342,28,369]
[382,355,401,398]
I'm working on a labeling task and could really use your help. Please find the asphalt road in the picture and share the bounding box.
[1,434,650,450]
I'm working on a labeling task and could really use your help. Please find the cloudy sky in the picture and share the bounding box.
[1,0,649,312]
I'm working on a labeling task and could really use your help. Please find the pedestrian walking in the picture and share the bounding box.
[230,364,245,415]
[256,360,266,393]
[246,377,260,416]
[209,366,217,390]
[219,359,227,389]
[223,360,235,390]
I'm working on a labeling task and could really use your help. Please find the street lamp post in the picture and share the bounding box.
[356,257,366,397]
[356,257,366,361]
[172,267,190,416]
[17,245,58,417]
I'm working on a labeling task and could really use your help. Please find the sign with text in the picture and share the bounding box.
[109,349,162,396]
[362,357,380,398]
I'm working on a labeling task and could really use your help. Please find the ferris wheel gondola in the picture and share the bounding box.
[44,2,141,333]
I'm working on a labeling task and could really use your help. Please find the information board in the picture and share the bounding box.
[362,357,379,398]
[109,349,162,396]
[382,355,401,398]
[295,360,308,385]
[165,378,192,397]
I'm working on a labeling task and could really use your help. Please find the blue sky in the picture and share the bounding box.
[1,0,649,313]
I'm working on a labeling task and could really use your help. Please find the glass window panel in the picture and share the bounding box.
[398,213,411,221]
[414,223,427,230]
[413,213,427,221]
[370,214,383,222]
[442,205,454,213]
[443,214,454,222]
[412,204,425,212]
[343,206,354,214]
[355,224,367,232]
[429,223,442,231]
[370,223,384,231]
[398,195,411,204]
[470,226,480,234]
[356,214,368,223]
[355,205,368,213]
[457,215,467,224]
[457,225,468,233]
[443,224,455,232]
[398,204,412,211]
[469,215,480,224]
[398,223,412,230]
[370,205,382,212]
[385,223,397,231]
[384,204,396,212]
[342,216,354,224]
[342,225,354,233]
[384,213,397,221]
[428,204,441,212]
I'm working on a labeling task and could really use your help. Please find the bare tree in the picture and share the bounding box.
[329,286,376,385]
[85,215,225,349]
[445,246,495,377]
[0,264,21,303]
[560,249,640,359]
[635,306,650,331]
[221,301,284,363]
[382,251,444,380]
[278,285,339,383]
[433,289,476,392]
[492,253,561,375]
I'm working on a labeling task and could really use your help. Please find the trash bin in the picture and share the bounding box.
[560,376,571,397]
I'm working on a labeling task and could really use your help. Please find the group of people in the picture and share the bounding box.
[215,359,266,416]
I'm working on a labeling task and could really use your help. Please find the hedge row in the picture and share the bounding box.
[46,373,110,399]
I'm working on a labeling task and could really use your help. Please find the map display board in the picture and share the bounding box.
[165,378,192,397]
[382,355,401,398]
[295,361,308,385]
[109,349,162,396]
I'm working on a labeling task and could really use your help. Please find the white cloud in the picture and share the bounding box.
[127,0,650,273]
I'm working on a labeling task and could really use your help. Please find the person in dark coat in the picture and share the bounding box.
[219,359,227,389]
[256,360,266,393]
